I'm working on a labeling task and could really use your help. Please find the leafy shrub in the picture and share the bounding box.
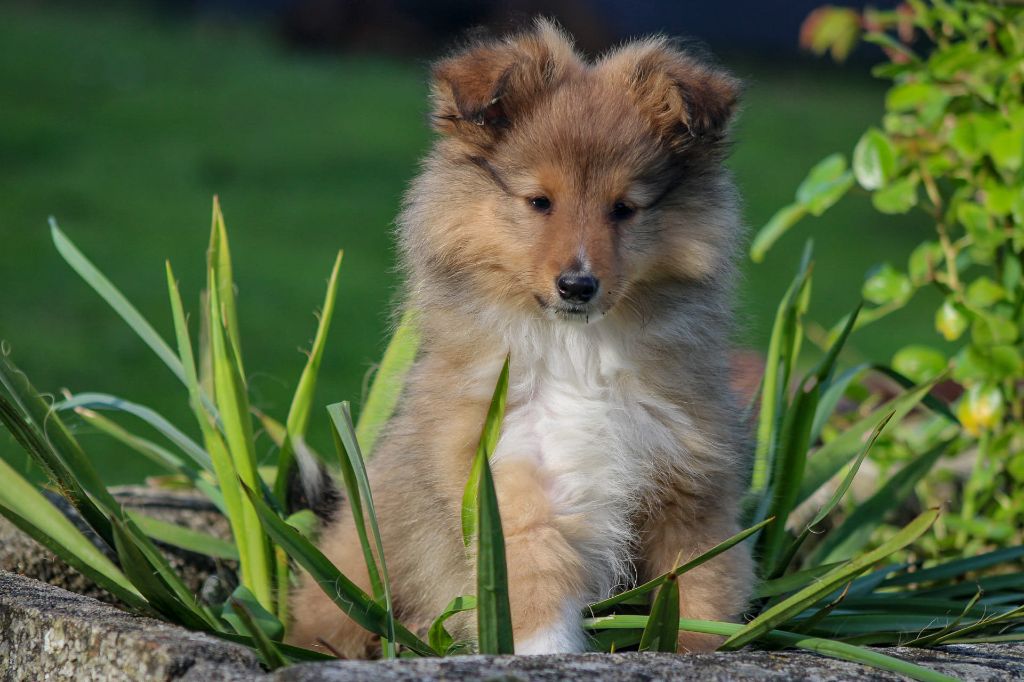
[752,0,1024,553]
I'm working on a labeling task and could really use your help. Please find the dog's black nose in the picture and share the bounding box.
[556,271,599,303]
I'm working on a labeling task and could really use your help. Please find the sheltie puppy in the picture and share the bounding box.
[290,18,753,657]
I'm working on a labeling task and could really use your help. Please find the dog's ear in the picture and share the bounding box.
[603,38,740,149]
[430,18,580,144]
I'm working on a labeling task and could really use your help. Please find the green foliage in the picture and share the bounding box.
[1,198,1022,679]
[752,0,1024,553]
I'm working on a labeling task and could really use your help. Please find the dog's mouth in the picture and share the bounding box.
[533,294,606,323]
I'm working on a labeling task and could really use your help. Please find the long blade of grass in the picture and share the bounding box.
[638,573,679,652]
[883,546,1024,588]
[71,406,224,510]
[721,508,940,651]
[583,615,956,682]
[759,303,861,574]
[770,412,894,579]
[476,432,514,655]
[750,241,814,495]
[355,309,420,458]
[0,360,118,544]
[127,511,239,561]
[809,440,949,564]
[428,595,477,655]
[208,273,272,610]
[0,455,146,609]
[71,406,187,474]
[225,595,288,670]
[240,482,436,656]
[589,517,773,613]
[796,375,943,506]
[222,584,284,641]
[208,197,244,376]
[109,517,218,632]
[55,393,212,471]
[273,250,343,502]
[166,261,221,427]
[755,562,845,599]
[327,401,396,658]
[809,363,869,445]
[461,356,510,547]
[50,219,186,385]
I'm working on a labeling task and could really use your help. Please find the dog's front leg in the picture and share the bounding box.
[491,458,588,655]
[640,499,754,653]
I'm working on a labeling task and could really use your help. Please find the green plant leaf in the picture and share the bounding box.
[461,355,511,548]
[871,174,919,214]
[222,584,285,641]
[853,128,897,190]
[0,456,146,610]
[797,375,944,506]
[128,511,238,561]
[760,303,860,573]
[208,198,244,377]
[750,203,808,262]
[355,309,421,458]
[812,439,949,564]
[882,546,1024,588]
[273,250,343,502]
[240,482,436,656]
[584,615,956,682]
[638,574,679,652]
[892,346,948,383]
[475,429,514,655]
[55,393,213,472]
[50,219,186,386]
[109,517,219,632]
[720,508,940,651]
[428,595,477,655]
[0,359,119,545]
[795,154,854,216]
[935,299,969,341]
[862,264,912,305]
[750,242,813,498]
[208,273,272,611]
[224,589,288,669]
[328,401,396,658]
[589,517,773,613]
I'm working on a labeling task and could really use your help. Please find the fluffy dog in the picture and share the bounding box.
[290,19,752,656]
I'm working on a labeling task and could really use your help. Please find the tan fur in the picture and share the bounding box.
[290,19,752,657]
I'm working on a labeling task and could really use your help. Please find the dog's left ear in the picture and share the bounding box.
[602,38,740,149]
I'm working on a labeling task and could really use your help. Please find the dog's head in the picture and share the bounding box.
[403,19,741,324]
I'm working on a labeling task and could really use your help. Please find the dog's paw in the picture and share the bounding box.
[515,617,587,655]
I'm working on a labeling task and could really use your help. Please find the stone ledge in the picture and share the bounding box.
[0,571,261,682]
[275,644,1024,681]
[3,569,1024,681]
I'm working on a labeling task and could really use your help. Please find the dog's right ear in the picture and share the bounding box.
[430,18,580,145]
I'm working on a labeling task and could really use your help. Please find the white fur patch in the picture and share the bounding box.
[515,602,588,655]
[489,316,694,601]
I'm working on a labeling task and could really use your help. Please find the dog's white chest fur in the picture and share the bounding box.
[490,321,689,600]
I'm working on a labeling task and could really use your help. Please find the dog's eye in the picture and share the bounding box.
[611,201,636,220]
[529,196,552,212]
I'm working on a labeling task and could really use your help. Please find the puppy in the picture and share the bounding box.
[290,19,753,657]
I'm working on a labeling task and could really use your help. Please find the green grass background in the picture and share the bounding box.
[0,4,940,483]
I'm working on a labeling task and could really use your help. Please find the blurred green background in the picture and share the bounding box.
[1,2,938,483]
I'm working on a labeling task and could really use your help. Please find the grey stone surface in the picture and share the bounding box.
[4,569,1024,682]
[0,570,261,682]
[2,486,1023,681]
[275,645,1024,681]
